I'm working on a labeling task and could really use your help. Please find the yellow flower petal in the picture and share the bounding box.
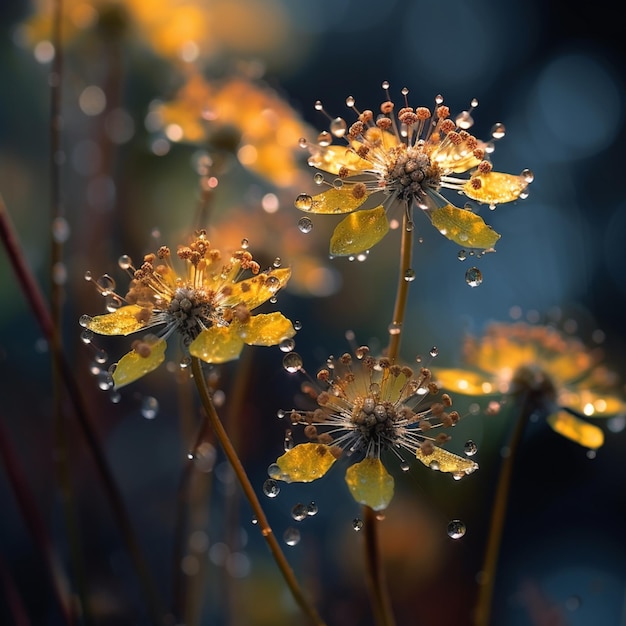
[416,447,479,475]
[271,443,337,482]
[307,145,371,175]
[220,268,291,310]
[547,411,604,449]
[430,204,500,249]
[433,368,496,395]
[87,305,149,336]
[463,172,528,205]
[344,458,394,511]
[189,326,245,364]
[301,187,370,215]
[330,205,389,256]
[112,337,167,389]
[238,312,295,346]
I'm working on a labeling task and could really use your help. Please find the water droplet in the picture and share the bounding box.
[240,238,249,249]
[346,96,355,107]
[313,173,324,185]
[105,294,123,312]
[457,249,467,261]
[263,479,280,498]
[97,371,114,391]
[279,338,295,353]
[465,266,483,287]
[352,518,364,532]
[429,460,440,471]
[404,269,416,282]
[276,409,286,419]
[521,168,534,183]
[586,449,597,460]
[96,274,116,296]
[464,440,478,456]
[94,349,108,364]
[470,98,479,108]
[429,346,439,358]
[455,111,473,129]
[266,275,280,293]
[193,442,216,472]
[283,352,303,373]
[298,217,313,233]
[435,94,444,105]
[447,520,466,539]
[491,123,506,139]
[80,329,94,344]
[141,396,159,419]
[52,217,70,243]
[84,270,93,281]
[295,193,313,211]
[332,178,343,190]
[381,80,390,90]
[306,502,318,516]
[294,321,302,331]
[267,464,283,480]
[283,527,301,546]
[79,314,92,328]
[298,137,308,148]
[330,117,347,138]
[388,322,401,335]
[118,254,133,270]
[251,516,258,525]
[405,220,414,232]
[317,131,332,146]
[400,461,410,472]
[291,503,308,522]
[273,257,281,268]
[283,429,294,451]
[314,100,323,111]
[109,391,121,404]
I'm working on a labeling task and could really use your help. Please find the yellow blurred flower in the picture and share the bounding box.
[81,232,295,388]
[270,347,478,511]
[154,73,314,187]
[295,82,534,256]
[434,321,626,449]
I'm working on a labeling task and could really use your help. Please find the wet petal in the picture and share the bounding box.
[559,389,625,418]
[430,141,483,174]
[463,172,528,205]
[416,446,479,475]
[308,145,371,175]
[189,326,244,363]
[272,443,336,482]
[239,312,296,346]
[303,187,371,215]
[220,267,291,310]
[87,305,150,336]
[344,458,394,511]
[112,337,167,389]
[547,410,604,449]
[330,205,389,256]
[430,204,500,249]
[433,367,496,395]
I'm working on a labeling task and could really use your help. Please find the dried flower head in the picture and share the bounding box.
[296,82,533,256]
[270,347,478,510]
[433,321,626,449]
[153,73,314,187]
[81,233,295,388]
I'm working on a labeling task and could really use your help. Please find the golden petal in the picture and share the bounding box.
[271,443,337,483]
[220,267,291,310]
[547,410,604,449]
[330,205,389,256]
[463,172,528,205]
[416,446,479,475]
[559,389,625,418]
[344,458,394,511]
[433,368,495,395]
[308,145,371,175]
[430,204,500,249]
[430,143,483,174]
[300,187,371,215]
[112,337,167,389]
[189,326,244,364]
[239,312,295,346]
[87,305,149,336]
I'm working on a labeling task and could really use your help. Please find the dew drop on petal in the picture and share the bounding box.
[283,352,303,373]
[279,338,295,352]
[404,269,416,282]
[283,429,294,451]
[353,518,364,532]
[465,266,483,287]
[291,503,308,522]
[313,173,324,185]
[521,168,534,183]
[447,520,466,539]
[263,479,280,498]
[405,220,414,232]
[283,527,301,546]
[80,329,94,344]
[464,440,478,456]
[295,194,313,211]
[141,396,159,419]
[79,314,92,328]
[298,217,313,233]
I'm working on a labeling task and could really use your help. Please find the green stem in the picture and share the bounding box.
[473,393,534,626]
[190,357,326,626]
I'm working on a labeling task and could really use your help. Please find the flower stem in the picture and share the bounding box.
[473,393,534,626]
[190,357,326,626]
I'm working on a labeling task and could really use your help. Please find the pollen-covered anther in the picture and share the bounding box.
[356,145,369,159]
[473,148,485,160]
[449,411,460,424]
[317,391,330,406]
[378,357,390,369]
[134,307,152,324]
[290,411,303,424]
[304,424,318,439]
[317,369,330,382]
[470,177,482,190]
[338,166,350,179]
[447,131,463,145]
[436,105,450,119]
[355,346,370,359]
[376,117,392,130]
[441,393,452,407]
[359,110,373,123]
[431,402,445,416]
[131,339,152,358]
[381,101,394,114]
[428,382,439,394]
[233,303,250,323]
[440,119,455,134]
[351,182,367,200]
[416,107,431,120]
[418,419,432,431]
[436,433,451,444]
[466,136,478,150]
[420,441,435,455]
[478,161,493,174]
[349,121,364,138]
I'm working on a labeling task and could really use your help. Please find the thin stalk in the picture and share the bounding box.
[361,212,414,626]
[190,357,326,626]
[473,393,534,626]
[0,198,167,626]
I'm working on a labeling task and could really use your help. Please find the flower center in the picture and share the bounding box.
[167,287,213,343]
[352,397,398,452]
[386,146,441,202]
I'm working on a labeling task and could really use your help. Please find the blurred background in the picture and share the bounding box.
[1,0,625,624]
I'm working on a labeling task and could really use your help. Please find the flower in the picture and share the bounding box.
[270,347,478,510]
[295,82,533,256]
[81,233,295,388]
[152,73,314,187]
[433,321,626,449]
